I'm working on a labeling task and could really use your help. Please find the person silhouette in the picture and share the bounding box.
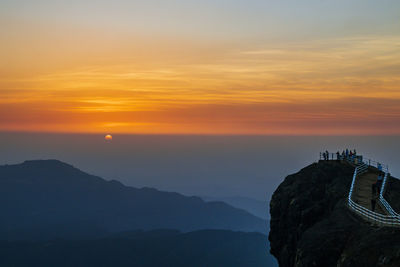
[371,198,376,212]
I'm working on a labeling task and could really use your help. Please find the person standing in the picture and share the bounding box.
[371,197,376,212]
[377,172,383,194]
[372,182,377,196]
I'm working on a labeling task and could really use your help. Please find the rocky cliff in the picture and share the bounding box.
[269,160,400,267]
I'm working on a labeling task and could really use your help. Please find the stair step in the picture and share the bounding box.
[355,200,376,204]
[356,180,377,184]
[355,196,370,199]
[350,169,394,216]
[356,181,375,184]
[355,189,375,192]
[356,181,378,185]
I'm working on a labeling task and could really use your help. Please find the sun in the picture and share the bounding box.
[105,134,113,140]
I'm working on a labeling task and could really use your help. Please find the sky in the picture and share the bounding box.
[1,133,400,201]
[1,0,400,134]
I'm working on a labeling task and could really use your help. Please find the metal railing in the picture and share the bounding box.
[359,157,389,173]
[348,198,400,226]
[346,157,400,227]
[320,152,388,172]
[379,172,400,218]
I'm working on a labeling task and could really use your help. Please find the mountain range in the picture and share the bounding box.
[0,229,275,267]
[0,160,266,241]
[202,195,268,220]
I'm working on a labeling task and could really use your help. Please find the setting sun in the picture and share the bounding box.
[1,1,400,265]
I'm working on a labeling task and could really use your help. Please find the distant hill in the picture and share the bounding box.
[202,196,268,220]
[0,160,266,240]
[0,229,275,267]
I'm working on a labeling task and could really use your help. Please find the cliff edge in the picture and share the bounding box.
[269,160,400,267]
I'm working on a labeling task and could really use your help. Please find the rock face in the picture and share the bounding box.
[269,160,400,267]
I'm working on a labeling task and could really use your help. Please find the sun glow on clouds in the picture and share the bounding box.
[1,35,400,134]
[1,0,400,135]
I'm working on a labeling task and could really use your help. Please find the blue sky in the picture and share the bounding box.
[2,0,399,40]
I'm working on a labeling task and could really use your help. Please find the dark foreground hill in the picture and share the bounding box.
[269,160,400,267]
[0,160,266,240]
[0,229,274,267]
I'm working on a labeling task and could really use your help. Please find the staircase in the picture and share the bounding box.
[345,157,400,227]
[352,171,387,215]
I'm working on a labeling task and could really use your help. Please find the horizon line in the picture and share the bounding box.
[1,130,400,137]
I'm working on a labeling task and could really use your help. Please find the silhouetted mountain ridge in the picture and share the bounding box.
[0,229,274,267]
[202,195,268,220]
[0,160,266,240]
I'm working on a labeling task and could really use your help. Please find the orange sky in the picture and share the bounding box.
[1,1,400,135]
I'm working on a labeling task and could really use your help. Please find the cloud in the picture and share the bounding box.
[1,35,400,134]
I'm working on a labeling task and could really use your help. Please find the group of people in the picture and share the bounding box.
[321,148,357,161]
[371,171,385,212]
[339,148,357,161]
